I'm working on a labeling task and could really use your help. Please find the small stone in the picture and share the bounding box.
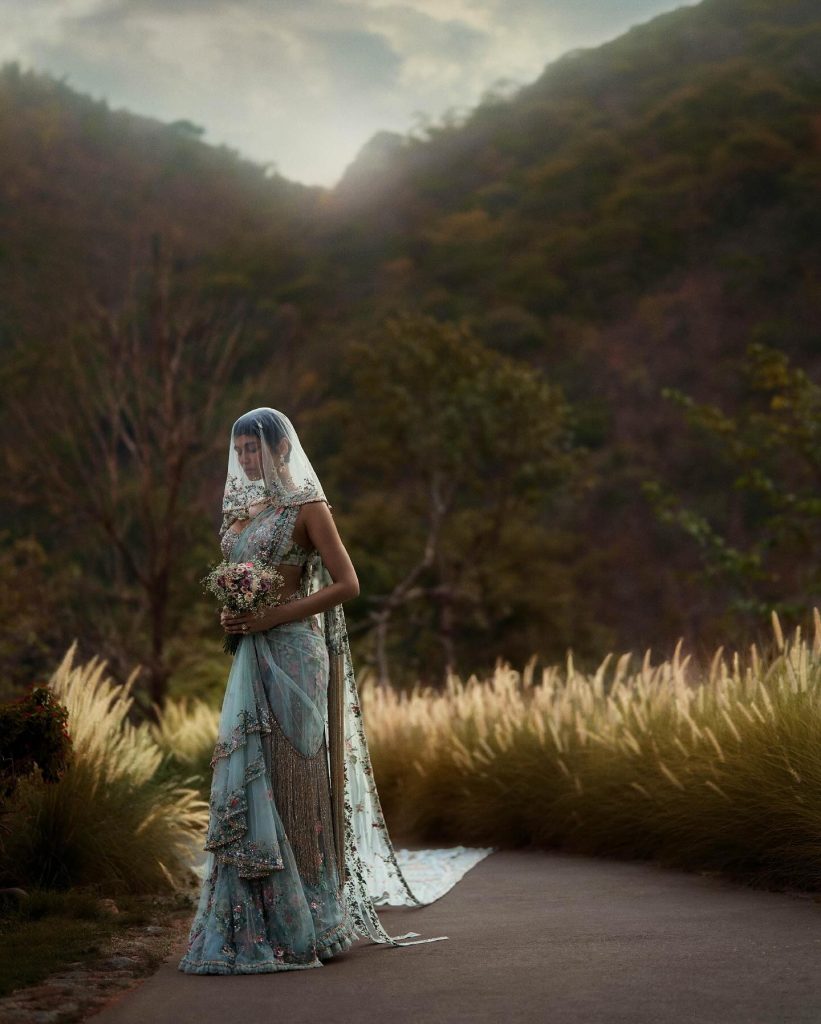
[0,887,29,908]
[96,898,120,916]
[102,955,139,969]
[37,1001,80,1022]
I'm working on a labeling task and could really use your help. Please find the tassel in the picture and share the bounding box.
[328,649,347,887]
[269,710,336,886]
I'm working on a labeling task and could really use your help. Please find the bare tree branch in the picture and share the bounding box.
[6,248,251,707]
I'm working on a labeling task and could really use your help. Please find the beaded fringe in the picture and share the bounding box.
[268,710,336,886]
[328,649,347,887]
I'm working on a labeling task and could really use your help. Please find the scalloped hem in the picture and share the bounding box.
[178,932,357,974]
[178,955,323,975]
[179,918,360,974]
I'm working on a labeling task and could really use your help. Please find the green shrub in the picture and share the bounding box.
[0,686,71,798]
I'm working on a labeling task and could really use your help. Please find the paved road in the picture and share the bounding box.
[91,850,821,1024]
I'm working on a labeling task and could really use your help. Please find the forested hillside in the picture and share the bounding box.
[0,63,320,345]
[310,0,821,653]
[1,0,819,694]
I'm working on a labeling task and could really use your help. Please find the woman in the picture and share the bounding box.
[178,407,452,974]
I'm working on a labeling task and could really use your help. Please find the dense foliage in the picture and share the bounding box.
[315,312,586,683]
[645,342,821,625]
[0,687,70,798]
[1,0,819,696]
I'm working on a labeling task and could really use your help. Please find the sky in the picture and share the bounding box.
[1,0,693,188]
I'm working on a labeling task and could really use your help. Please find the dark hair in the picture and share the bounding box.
[232,408,291,462]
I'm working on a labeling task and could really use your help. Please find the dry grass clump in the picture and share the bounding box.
[1,643,208,894]
[149,695,219,790]
[364,609,821,891]
[16,606,821,895]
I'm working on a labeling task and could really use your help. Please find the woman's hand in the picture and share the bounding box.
[221,605,283,634]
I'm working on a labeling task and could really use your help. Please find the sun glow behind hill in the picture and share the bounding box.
[0,0,694,186]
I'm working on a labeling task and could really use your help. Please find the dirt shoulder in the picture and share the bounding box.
[0,893,194,1024]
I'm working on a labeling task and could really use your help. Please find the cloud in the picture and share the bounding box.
[0,0,691,186]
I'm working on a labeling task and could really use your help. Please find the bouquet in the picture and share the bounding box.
[202,560,285,654]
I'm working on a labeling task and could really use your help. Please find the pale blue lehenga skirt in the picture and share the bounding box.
[178,610,358,973]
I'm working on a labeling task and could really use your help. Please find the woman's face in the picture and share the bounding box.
[234,433,263,480]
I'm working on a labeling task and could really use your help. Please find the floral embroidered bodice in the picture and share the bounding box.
[278,540,313,566]
[220,506,312,564]
[219,503,318,608]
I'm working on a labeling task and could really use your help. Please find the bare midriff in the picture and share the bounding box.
[273,563,305,603]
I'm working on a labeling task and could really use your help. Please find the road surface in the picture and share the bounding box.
[91,849,821,1024]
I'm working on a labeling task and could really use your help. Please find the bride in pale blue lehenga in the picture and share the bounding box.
[179,408,491,975]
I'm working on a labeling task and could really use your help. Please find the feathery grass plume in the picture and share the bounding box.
[363,606,821,890]
[657,760,686,791]
[772,610,785,652]
[49,643,159,785]
[0,642,208,893]
[150,695,219,787]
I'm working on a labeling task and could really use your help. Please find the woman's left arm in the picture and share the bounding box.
[222,501,360,634]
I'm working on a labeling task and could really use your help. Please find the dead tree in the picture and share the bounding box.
[8,248,248,708]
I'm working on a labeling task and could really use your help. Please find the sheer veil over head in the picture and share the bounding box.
[221,407,326,540]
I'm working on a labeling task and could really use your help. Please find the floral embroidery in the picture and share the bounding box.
[210,706,272,768]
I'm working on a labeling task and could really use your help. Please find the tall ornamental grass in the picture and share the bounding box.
[1,643,208,894]
[24,609,821,895]
[364,610,821,891]
[150,695,219,792]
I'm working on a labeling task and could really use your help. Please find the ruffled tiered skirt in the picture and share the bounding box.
[179,615,359,973]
